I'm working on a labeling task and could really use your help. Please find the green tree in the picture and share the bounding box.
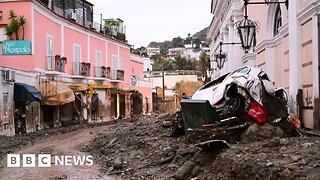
[199,52,211,82]
[172,37,184,48]
[184,33,192,44]
[193,38,201,49]
[18,16,26,40]
[175,56,188,70]
[4,10,26,40]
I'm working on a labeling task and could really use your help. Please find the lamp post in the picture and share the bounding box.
[235,0,288,52]
[214,42,241,69]
[161,65,165,112]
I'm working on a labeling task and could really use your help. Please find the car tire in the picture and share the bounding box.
[222,96,245,118]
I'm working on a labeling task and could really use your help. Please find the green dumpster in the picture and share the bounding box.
[180,99,219,135]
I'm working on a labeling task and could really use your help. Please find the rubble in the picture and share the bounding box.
[0,110,318,179]
[83,113,320,179]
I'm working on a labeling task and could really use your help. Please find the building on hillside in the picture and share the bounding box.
[0,0,152,136]
[207,0,320,129]
[146,47,160,57]
[142,57,154,72]
[181,47,201,61]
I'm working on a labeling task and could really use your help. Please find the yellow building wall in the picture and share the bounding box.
[301,19,314,128]
[299,0,313,12]
[283,34,289,93]
[256,49,266,70]
[275,43,283,87]
[247,5,268,45]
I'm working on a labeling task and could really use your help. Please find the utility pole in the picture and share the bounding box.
[162,65,165,112]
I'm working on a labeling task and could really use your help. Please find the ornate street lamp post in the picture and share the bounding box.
[214,42,241,69]
[235,0,288,52]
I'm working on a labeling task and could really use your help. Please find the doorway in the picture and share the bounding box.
[14,102,26,134]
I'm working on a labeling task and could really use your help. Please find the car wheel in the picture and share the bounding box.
[222,96,245,118]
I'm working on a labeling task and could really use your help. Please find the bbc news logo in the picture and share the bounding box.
[7,154,93,167]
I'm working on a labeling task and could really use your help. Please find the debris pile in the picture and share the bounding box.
[84,114,320,179]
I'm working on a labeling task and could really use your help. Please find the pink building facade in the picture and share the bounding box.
[0,0,152,135]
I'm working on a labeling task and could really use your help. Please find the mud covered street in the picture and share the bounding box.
[0,114,320,179]
[85,114,320,180]
[0,123,117,180]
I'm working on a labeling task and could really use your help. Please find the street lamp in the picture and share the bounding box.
[214,42,241,69]
[235,0,288,52]
[214,53,227,70]
[235,19,258,53]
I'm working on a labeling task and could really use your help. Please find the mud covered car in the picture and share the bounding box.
[182,66,288,126]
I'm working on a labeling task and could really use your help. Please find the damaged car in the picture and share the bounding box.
[172,66,289,139]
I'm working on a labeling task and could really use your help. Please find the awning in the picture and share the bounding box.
[69,83,89,92]
[14,83,42,102]
[109,87,139,93]
[40,81,75,106]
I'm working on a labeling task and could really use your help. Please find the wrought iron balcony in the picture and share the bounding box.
[46,55,67,72]
[73,62,90,76]
[111,69,124,81]
[94,66,108,78]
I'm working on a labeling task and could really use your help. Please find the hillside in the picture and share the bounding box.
[192,27,209,42]
[148,27,210,48]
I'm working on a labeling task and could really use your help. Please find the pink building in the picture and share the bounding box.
[0,0,152,135]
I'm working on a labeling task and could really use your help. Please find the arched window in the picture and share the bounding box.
[273,4,282,36]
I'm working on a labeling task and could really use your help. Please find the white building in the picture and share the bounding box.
[143,57,154,72]
[146,47,160,57]
[207,0,320,129]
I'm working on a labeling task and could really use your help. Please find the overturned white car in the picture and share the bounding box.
[182,66,288,125]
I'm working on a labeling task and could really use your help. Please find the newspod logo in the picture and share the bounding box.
[7,154,93,167]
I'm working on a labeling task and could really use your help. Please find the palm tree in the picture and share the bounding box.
[8,10,17,21]
[4,10,26,40]
[4,26,14,40]
[18,16,26,40]
[8,19,20,40]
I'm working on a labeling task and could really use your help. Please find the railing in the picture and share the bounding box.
[73,62,90,76]
[46,55,67,72]
[46,56,55,71]
[106,67,111,79]
[117,70,124,81]
[111,69,124,81]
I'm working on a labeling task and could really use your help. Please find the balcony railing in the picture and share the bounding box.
[95,66,109,78]
[46,55,67,72]
[111,69,124,81]
[73,62,90,76]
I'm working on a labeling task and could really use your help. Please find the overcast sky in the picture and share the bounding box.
[89,0,213,47]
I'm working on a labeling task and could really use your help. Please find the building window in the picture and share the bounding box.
[273,4,282,36]
[112,55,118,79]
[73,44,81,75]
[96,51,102,67]
[47,35,54,70]
[0,28,6,41]
[119,57,124,70]
[95,51,102,76]
[73,44,81,62]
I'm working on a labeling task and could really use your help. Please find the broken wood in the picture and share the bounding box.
[283,161,303,168]
[106,137,117,148]
[72,101,86,124]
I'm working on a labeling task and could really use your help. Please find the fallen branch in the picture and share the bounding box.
[283,161,303,168]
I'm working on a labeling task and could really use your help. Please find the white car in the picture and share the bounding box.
[191,66,288,121]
